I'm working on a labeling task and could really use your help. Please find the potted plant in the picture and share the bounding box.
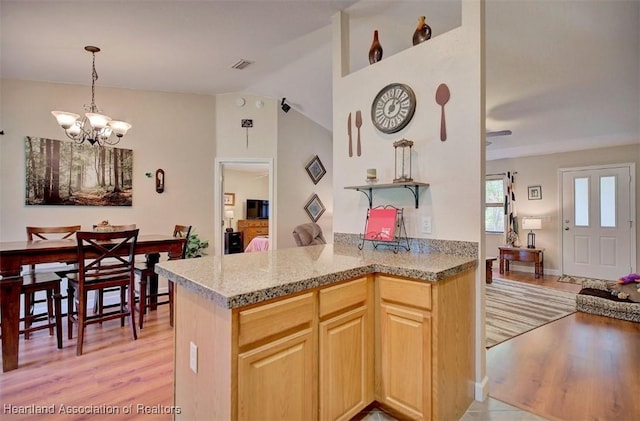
[185,231,209,258]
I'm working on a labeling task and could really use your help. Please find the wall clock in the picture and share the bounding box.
[371,83,416,134]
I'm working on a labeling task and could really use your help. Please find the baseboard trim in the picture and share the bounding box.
[475,376,489,401]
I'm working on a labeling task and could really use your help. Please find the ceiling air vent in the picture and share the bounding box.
[231,59,254,70]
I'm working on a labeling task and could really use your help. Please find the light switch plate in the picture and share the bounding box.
[190,341,198,373]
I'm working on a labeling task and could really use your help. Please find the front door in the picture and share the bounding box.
[561,164,634,280]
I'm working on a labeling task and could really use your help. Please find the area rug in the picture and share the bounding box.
[486,278,577,348]
[558,275,610,285]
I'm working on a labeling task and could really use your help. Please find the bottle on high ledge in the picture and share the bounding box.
[412,15,432,45]
[369,30,383,64]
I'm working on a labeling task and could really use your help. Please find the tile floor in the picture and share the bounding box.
[357,397,548,420]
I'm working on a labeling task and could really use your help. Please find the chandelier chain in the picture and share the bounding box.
[90,51,98,112]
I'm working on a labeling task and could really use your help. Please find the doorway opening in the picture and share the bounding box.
[214,158,274,256]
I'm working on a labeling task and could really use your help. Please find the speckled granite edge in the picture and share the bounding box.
[373,260,478,282]
[334,232,478,258]
[226,266,378,308]
[156,264,380,309]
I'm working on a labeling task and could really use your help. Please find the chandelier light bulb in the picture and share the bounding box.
[66,123,82,137]
[51,111,80,129]
[86,113,111,130]
[109,121,132,137]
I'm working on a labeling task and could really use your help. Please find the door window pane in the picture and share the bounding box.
[575,177,589,226]
[600,176,616,227]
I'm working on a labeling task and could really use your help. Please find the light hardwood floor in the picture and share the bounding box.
[0,307,175,420]
[488,271,640,421]
[2,272,639,421]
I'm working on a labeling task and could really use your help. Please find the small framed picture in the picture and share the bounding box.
[304,193,326,222]
[305,155,326,185]
[528,185,542,200]
[223,192,235,206]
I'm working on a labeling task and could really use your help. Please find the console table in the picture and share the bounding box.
[499,246,544,278]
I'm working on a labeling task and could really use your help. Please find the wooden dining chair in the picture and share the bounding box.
[136,224,191,328]
[67,229,139,356]
[0,273,63,349]
[24,225,81,339]
[92,224,137,316]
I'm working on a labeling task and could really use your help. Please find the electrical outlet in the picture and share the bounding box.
[421,216,432,234]
[190,341,198,373]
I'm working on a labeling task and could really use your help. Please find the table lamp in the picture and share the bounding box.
[522,217,542,249]
[225,210,235,232]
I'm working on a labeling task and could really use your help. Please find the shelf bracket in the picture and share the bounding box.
[404,185,420,208]
[355,187,374,208]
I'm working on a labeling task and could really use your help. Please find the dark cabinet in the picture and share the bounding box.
[225,232,243,254]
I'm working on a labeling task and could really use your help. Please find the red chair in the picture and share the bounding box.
[67,229,139,356]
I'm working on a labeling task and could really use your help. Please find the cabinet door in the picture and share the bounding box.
[238,328,314,420]
[379,302,431,420]
[319,306,371,421]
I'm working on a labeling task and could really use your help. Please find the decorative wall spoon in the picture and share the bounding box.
[435,83,450,141]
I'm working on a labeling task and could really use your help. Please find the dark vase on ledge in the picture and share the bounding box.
[413,15,432,45]
[369,30,383,64]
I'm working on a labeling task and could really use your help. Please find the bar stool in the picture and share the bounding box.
[136,224,191,328]
[25,225,81,338]
[0,273,63,349]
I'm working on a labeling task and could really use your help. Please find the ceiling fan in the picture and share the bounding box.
[485,129,512,146]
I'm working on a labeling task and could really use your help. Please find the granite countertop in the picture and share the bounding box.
[155,244,477,309]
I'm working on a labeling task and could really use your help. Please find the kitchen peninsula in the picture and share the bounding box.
[156,243,477,421]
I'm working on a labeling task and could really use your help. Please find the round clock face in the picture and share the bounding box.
[371,83,416,134]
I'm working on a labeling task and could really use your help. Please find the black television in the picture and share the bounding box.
[246,199,269,219]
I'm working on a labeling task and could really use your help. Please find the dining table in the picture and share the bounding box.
[0,234,186,372]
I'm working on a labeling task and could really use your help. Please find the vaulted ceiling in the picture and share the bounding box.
[1,0,638,160]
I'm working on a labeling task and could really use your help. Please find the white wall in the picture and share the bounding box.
[277,107,333,249]
[486,143,640,273]
[215,94,278,158]
[331,0,485,398]
[331,8,483,243]
[0,79,216,243]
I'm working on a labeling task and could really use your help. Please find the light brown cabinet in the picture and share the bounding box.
[319,277,373,421]
[174,270,474,421]
[237,292,316,420]
[238,328,315,420]
[378,277,432,419]
[237,219,269,249]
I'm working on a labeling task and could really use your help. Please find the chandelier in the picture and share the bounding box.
[51,46,131,146]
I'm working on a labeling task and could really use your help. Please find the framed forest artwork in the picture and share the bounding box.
[24,136,133,206]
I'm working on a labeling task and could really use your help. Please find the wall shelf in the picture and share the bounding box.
[344,182,429,209]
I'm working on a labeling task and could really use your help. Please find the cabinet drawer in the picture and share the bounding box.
[238,292,314,347]
[378,275,431,311]
[319,277,368,318]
